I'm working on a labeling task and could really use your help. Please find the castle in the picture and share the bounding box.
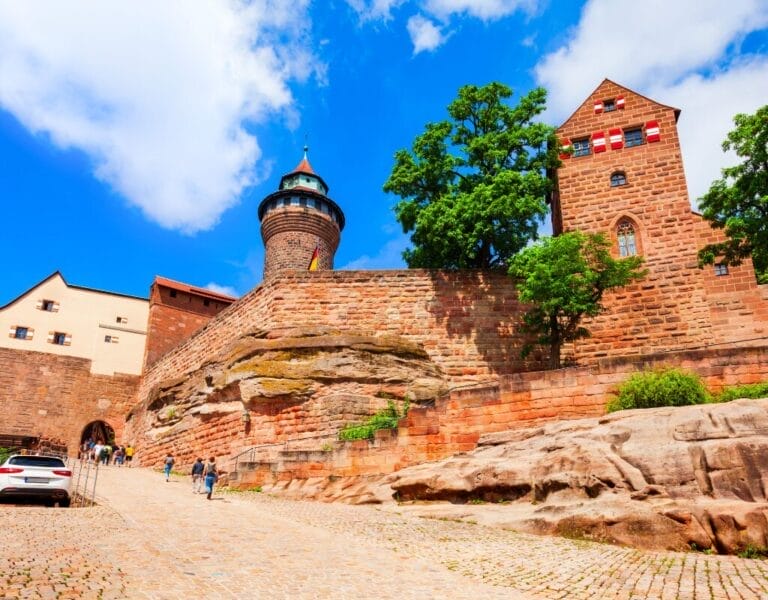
[1,80,767,475]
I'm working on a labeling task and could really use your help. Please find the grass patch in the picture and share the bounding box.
[737,544,768,559]
[338,399,409,441]
[713,382,768,403]
[606,368,710,412]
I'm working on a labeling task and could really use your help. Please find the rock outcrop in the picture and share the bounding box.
[127,326,447,465]
[384,399,768,554]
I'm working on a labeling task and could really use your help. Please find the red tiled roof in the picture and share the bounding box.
[152,276,238,301]
[292,157,316,175]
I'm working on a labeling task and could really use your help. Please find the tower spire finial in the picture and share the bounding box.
[303,134,308,160]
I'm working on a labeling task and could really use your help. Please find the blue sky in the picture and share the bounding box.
[1,0,767,304]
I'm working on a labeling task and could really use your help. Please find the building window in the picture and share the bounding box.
[714,263,729,276]
[203,299,210,306]
[14,326,29,340]
[52,332,67,345]
[610,171,627,187]
[573,138,591,157]
[116,316,127,324]
[170,289,177,298]
[603,99,616,112]
[105,335,112,343]
[41,300,55,311]
[617,220,638,257]
[624,128,643,148]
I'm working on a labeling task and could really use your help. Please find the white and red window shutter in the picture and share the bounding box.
[26,328,34,340]
[8,326,16,338]
[64,333,72,346]
[616,95,625,110]
[645,120,660,142]
[52,302,60,312]
[594,100,604,114]
[609,128,623,150]
[592,131,606,153]
[47,331,55,343]
[559,139,572,159]
[35,300,43,310]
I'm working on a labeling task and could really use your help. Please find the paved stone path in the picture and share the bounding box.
[1,467,767,599]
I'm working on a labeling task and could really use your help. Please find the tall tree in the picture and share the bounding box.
[384,82,559,269]
[697,105,768,283]
[509,232,646,369]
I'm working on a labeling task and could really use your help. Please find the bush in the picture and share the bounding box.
[607,368,710,412]
[338,400,410,441]
[714,381,768,403]
[0,447,11,464]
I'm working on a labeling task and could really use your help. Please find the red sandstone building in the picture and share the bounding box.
[1,80,766,459]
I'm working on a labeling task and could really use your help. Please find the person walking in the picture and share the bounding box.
[125,444,134,466]
[163,453,175,482]
[191,457,204,493]
[203,457,218,500]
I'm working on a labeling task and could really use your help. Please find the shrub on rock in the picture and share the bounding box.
[607,368,710,412]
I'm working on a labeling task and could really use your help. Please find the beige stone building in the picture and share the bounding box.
[0,271,148,376]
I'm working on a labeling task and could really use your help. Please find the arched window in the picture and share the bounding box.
[617,219,637,257]
[610,171,627,187]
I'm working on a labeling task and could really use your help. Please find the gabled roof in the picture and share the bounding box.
[558,78,681,131]
[152,276,238,301]
[0,271,147,311]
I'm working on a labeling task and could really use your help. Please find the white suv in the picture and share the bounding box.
[0,454,72,507]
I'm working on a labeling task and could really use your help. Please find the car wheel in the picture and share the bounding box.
[58,499,71,508]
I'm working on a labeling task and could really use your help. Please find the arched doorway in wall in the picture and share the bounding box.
[80,421,115,447]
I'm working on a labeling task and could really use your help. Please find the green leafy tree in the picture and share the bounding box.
[384,82,559,268]
[697,105,768,283]
[509,231,647,369]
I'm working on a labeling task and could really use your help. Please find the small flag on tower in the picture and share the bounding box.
[308,246,319,271]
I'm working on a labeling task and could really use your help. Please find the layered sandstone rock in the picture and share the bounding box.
[126,326,447,466]
[384,399,768,554]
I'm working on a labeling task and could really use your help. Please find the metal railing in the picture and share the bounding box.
[66,457,101,507]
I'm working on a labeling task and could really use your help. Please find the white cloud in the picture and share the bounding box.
[407,15,446,54]
[535,0,768,204]
[347,0,406,21]
[0,1,322,233]
[423,0,537,21]
[340,234,409,270]
[349,0,537,53]
[205,283,240,298]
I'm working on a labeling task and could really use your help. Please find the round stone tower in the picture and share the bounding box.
[258,147,345,278]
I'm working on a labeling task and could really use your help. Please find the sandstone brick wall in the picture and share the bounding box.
[138,269,541,405]
[143,283,234,368]
[555,80,767,360]
[0,348,139,456]
[229,345,768,487]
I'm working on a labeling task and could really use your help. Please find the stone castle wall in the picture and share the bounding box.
[137,269,540,403]
[229,344,768,492]
[0,348,139,455]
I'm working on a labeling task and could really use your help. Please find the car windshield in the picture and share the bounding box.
[7,456,66,468]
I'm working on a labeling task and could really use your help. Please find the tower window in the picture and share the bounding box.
[624,128,643,148]
[603,99,616,112]
[170,289,177,298]
[41,299,55,311]
[203,299,210,306]
[617,220,638,257]
[573,138,591,157]
[610,171,627,187]
[714,263,729,276]
[52,332,67,345]
[14,326,29,340]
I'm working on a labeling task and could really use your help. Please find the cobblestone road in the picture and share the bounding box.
[2,467,767,599]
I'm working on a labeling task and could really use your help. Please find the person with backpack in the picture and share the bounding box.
[191,457,205,493]
[163,453,175,482]
[203,457,218,500]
